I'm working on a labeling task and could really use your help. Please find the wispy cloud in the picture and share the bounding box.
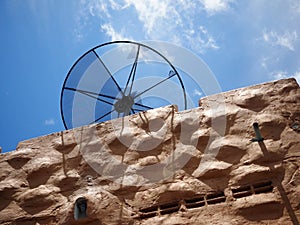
[200,0,235,15]
[262,30,298,51]
[76,0,221,53]
[193,89,203,97]
[45,119,55,126]
[293,71,300,83]
[271,70,289,80]
[183,26,219,53]
[270,70,300,84]
[73,0,92,41]
[101,23,130,41]
[291,1,300,13]
[74,0,300,87]
[124,0,173,36]
[122,0,220,52]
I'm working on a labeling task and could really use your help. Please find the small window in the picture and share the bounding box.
[185,196,205,209]
[253,181,273,194]
[206,192,226,205]
[232,185,252,199]
[160,201,180,215]
[231,180,273,199]
[74,197,87,220]
[139,205,158,219]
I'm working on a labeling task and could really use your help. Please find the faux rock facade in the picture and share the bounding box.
[0,78,300,225]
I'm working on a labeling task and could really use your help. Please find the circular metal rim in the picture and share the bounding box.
[60,40,187,130]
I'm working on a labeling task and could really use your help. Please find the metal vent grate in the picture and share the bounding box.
[253,181,273,194]
[139,205,158,219]
[231,180,273,199]
[139,191,226,219]
[232,185,252,198]
[185,196,205,209]
[206,192,226,205]
[160,201,180,215]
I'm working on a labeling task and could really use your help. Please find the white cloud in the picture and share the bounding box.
[109,0,129,10]
[124,0,171,36]
[200,0,235,15]
[76,0,220,53]
[182,26,219,53]
[73,0,92,41]
[293,71,300,83]
[262,30,298,51]
[86,0,111,18]
[74,0,300,89]
[260,57,268,69]
[291,1,300,13]
[100,23,129,41]
[271,70,289,80]
[123,0,219,52]
[193,89,203,97]
[270,70,300,84]
[45,119,55,126]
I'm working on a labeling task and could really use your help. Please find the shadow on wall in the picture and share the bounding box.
[258,141,299,225]
[239,202,284,221]
[243,122,299,224]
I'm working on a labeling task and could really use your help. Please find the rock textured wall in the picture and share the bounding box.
[0,78,300,225]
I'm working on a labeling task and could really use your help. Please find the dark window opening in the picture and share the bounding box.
[185,196,204,204]
[253,180,272,189]
[185,196,205,209]
[139,205,158,219]
[231,180,273,199]
[232,185,252,199]
[253,181,273,194]
[160,206,179,215]
[206,192,226,205]
[160,201,180,215]
[140,211,157,219]
[160,201,179,210]
[139,191,227,219]
[139,205,158,213]
[74,197,87,221]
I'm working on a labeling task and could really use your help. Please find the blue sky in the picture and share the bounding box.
[1,0,300,153]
